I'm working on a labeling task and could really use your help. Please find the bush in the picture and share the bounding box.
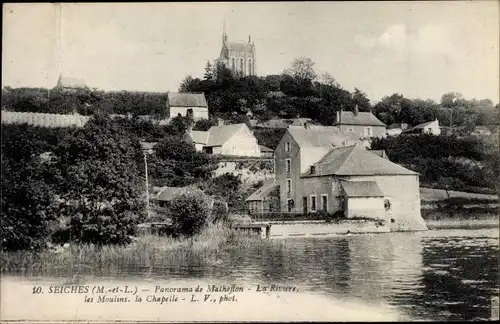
[169,188,211,236]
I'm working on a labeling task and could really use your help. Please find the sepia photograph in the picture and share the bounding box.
[1,1,499,322]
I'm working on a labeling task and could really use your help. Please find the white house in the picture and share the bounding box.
[403,119,441,136]
[166,92,209,121]
[186,122,261,157]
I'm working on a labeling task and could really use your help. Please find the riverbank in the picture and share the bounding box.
[0,223,283,277]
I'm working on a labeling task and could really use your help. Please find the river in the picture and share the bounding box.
[1,228,499,321]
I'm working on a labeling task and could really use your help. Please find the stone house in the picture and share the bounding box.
[403,119,441,136]
[300,145,427,231]
[334,106,386,139]
[185,121,261,157]
[273,124,363,214]
[247,124,428,231]
[166,92,209,121]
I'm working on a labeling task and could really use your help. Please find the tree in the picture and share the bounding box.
[169,187,211,236]
[179,75,197,92]
[204,61,214,81]
[352,88,372,112]
[151,136,216,186]
[193,118,217,131]
[53,115,145,245]
[284,57,317,81]
[1,154,60,251]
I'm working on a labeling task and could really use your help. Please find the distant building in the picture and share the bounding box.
[334,106,387,139]
[185,122,261,157]
[245,178,280,213]
[250,118,314,129]
[246,125,428,231]
[166,92,209,121]
[153,186,189,207]
[214,21,256,77]
[55,75,88,92]
[403,119,441,136]
[259,145,274,158]
[386,123,409,136]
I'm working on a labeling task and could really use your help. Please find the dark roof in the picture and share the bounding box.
[337,111,386,127]
[341,181,384,197]
[302,145,417,177]
[253,119,293,129]
[168,92,208,107]
[155,187,188,202]
[205,123,245,147]
[259,145,273,153]
[227,42,254,54]
[404,119,439,132]
[245,179,279,201]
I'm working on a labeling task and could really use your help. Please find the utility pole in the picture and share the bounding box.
[143,151,150,219]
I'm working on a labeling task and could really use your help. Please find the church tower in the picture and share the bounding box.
[215,20,256,77]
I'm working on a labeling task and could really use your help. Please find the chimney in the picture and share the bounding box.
[354,104,359,116]
[217,118,224,126]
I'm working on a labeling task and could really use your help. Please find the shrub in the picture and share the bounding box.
[169,188,211,237]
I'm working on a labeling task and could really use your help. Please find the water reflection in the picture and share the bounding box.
[3,229,498,321]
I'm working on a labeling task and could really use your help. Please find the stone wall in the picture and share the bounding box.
[212,158,274,185]
[264,220,390,238]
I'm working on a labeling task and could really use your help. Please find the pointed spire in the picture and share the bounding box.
[248,34,251,43]
[222,17,228,43]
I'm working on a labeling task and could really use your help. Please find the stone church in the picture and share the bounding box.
[214,22,256,77]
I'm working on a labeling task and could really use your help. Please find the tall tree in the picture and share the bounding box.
[352,88,372,112]
[284,57,317,82]
[204,61,214,81]
[53,115,145,245]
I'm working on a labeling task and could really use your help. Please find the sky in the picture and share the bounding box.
[2,2,499,104]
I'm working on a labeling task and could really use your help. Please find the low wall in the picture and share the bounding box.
[256,220,389,238]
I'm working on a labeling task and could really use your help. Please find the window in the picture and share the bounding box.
[286,159,291,174]
[248,60,252,75]
[321,194,328,212]
[310,166,316,174]
[287,199,293,212]
[286,179,292,194]
[285,141,291,152]
[240,59,244,72]
[384,199,391,211]
[310,195,317,212]
[364,127,372,137]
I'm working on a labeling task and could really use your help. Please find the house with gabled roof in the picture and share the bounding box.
[185,122,261,157]
[334,105,386,140]
[245,178,280,213]
[403,119,441,136]
[300,145,426,231]
[167,92,209,121]
[247,123,427,231]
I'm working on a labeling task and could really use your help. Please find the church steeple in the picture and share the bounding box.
[222,18,228,44]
